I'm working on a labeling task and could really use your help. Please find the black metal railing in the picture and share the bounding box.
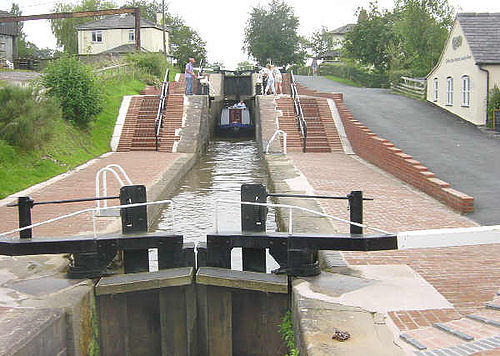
[1,185,194,278]
[0,183,397,278]
[154,68,170,151]
[290,71,307,152]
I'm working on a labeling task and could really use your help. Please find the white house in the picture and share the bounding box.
[75,14,168,55]
[0,10,17,63]
[330,24,355,48]
[426,13,500,126]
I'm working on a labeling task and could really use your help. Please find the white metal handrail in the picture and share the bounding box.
[266,130,287,154]
[0,199,175,239]
[155,68,170,150]
[95,164,133,213]
[290,71,307,152]
[214,199,391,235]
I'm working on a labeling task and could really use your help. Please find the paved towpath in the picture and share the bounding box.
[287,152,499,351]
[0,152,184,237]
[296,75,500,225]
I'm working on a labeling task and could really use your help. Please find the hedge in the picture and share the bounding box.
[318,63,389,88]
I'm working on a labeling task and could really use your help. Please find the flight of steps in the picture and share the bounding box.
[275,96,343,153]
[129,95,159,151]
[398,293,500,355]
[116,81,186,152]
[158,81,185,152]
[276,97,303,152]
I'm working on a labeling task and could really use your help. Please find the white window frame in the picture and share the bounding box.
[446,77,453,106]
[433,78,438,102]
[128,29,135,42]
[91,31,103,43]
[462,75,470,107]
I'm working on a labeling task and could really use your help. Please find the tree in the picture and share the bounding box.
[243,0,304,66]
[122,0,161,22]
[9,3,29,57]
[165,13,207,70]
[309,26,337,58]
[393,0,454,76]
[9,2,58,58]
[236,61,255,70]
[343,3,397,71]
[50,0,117,54]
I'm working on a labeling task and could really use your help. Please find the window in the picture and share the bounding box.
[91,31,102,43]
[462,75,470,107]
[446,77,453,105]
[128,30,135,42]
[433,78,438,101]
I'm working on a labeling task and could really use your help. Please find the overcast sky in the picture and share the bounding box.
[2,0,499,68]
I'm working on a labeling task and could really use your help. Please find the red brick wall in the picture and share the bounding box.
[296,84,474,214]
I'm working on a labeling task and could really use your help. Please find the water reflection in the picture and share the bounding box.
[154,139,278,271]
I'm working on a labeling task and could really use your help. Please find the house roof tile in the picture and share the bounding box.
[458,13,500,64]
[330,24,355,35]
[75,14,160,30]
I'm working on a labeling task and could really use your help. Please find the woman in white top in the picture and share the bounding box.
[264,64,276,95]
[273,66,283,94]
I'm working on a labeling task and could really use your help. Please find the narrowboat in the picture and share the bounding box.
[217,102,253,136]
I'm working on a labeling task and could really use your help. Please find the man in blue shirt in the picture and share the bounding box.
[185,58,195,95]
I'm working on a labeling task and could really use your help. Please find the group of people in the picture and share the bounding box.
[185,58,285,96]
[262,64,283,95]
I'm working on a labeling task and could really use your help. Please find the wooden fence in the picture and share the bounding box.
[391,76,426,100]
[94,63,133,79]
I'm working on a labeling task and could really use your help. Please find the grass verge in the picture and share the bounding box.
[324,75,362,87]
[0,75,145,199]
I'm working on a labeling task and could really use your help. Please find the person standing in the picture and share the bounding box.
[264,64,276,95]
[273,66,283,95]
[185,58,196,95]
[311,58,318,76]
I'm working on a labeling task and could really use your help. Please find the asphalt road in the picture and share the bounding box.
[296,75,500,225]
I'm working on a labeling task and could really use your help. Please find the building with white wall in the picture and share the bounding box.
[330,24,355,48]
[75,14,168,55]
[426,13,500,126]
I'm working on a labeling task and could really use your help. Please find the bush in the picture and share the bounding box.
[126,52,170,84]
[487,85,500,128]
[318,62,389,88]
[41,56,103,127]
[0,84,61,150]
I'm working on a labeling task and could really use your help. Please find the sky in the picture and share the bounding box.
[2,0,500,69]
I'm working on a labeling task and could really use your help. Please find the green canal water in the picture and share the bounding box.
[153,139,279,271]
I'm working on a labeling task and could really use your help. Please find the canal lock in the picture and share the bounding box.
[96,75,291,355]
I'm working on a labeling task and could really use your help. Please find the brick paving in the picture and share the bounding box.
[0,152,183,237]
[389,309,461,331]
[288,152,476,233]
[287,152,500,349]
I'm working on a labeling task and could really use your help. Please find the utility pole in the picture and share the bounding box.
[162,0,167,61]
